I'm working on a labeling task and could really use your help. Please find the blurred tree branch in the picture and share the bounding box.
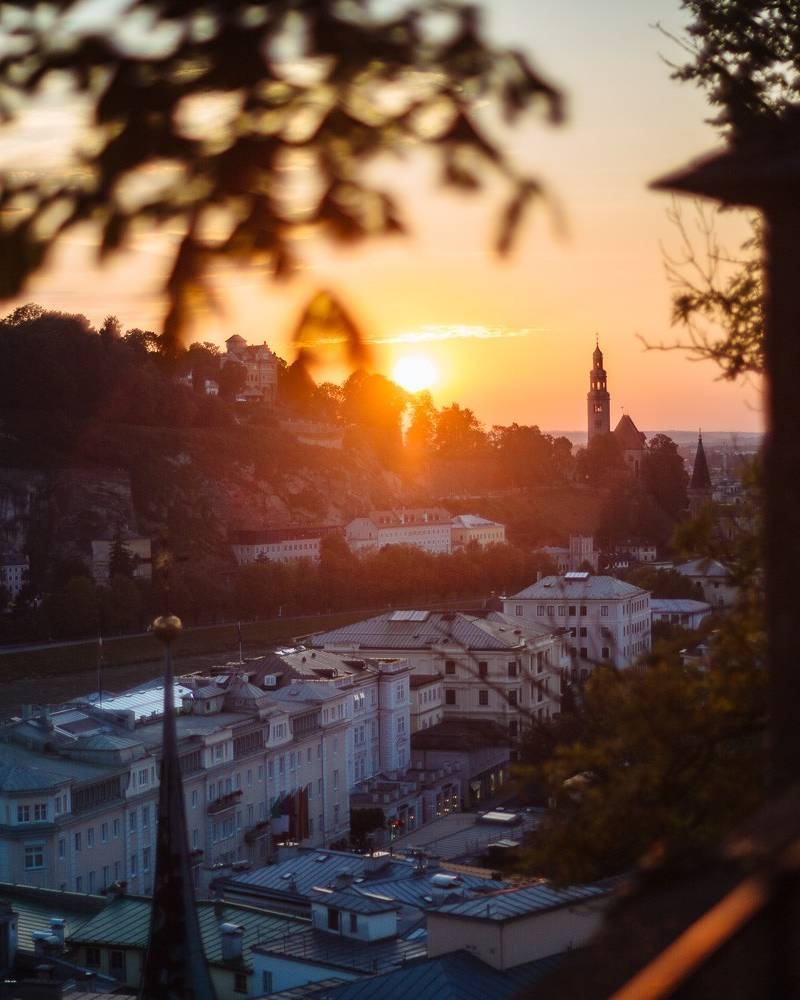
[0,0,563,355]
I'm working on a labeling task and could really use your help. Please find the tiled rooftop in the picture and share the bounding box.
[509,575,648,601]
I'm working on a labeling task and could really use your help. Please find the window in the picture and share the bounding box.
[333,770,339,790]
[509,720,519,737]
[17,805,30,823]
[24,843,44,869]
[234,972,248,994]
[191,790,198,809]
[602,646,610,659]
[478,661,488,678]
[143,847,151,872]
[509,690,518,706]
[74,832,81,852]
[445,690,456,705]
[87,827,95,848]
[568,605,576,615]
[110,950,126,975]
[102,865,109,888]
[33,802,47,822]
[85,946,101,967]
[601,605,609,617]
[101,822,108,842]
[580,605,587,615]
[327,907,340,931]
[88,870,95,892]
[508,662,518,677]
[537,686,544,703]
[262,972,273,994]
[479,690,489,706]
[546,605,554,616]
[349,912,358,933]
[580,626,588,638]
[192,828,199,849]
[129,812,137,832]
[515,604,523,616]
[75,875,82,892]
[445,660,455,675]
[58,837,65,860]
[536,604,545,616]
[130,854,137,876]
[580,647,588,660]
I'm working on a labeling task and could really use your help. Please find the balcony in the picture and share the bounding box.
[207,790,242,816]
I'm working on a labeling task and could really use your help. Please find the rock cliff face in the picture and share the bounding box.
[0,419,407,577]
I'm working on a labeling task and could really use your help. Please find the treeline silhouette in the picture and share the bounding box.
[3,535,555,642]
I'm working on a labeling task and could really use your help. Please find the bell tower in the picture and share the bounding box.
[587,337,611,443]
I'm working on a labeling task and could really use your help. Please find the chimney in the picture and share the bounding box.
[21,704,33,721]
[214,895,225,922]
[220,922,244,961]
[49,918,65,947]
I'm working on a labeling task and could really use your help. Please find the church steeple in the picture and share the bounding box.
[587,337,611,443]
[689,431,712,512]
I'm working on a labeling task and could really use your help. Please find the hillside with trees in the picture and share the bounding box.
[0,304,690,640]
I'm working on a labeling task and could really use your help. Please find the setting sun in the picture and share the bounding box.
[392,354,439,393]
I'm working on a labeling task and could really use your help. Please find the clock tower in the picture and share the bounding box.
[587,338,611,443]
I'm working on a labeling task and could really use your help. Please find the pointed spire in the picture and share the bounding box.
[139,615,217,1000]
[690,430,712,492]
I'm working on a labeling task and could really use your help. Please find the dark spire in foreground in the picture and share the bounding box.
[690,431,712,492]
[140,615,217,1000]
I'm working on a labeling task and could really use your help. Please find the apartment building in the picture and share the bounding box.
[311,609,569,738]
[230,527,342,566]
[0,654,412,893]
[345,508,506,556]
[504,572,651,671]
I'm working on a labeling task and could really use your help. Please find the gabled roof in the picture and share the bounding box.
[509,575,647,601]
[431,882,610,923]
[310,889,400,914]
[0,759,70,793]
[0,884,106,954]
[300,950,565,999]
[311,611,553,653]
[651,599,712,614]
[67,895,306,966]
[676,558,730,579]
[613,414,646,450]
[226,848,415,900]
[690,434,712,491]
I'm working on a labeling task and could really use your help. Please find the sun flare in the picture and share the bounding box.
[392,354,439,393]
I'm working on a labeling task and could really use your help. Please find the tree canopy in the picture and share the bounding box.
[0,0,562,352]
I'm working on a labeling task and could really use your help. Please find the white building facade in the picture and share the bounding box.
[311,610,569,738]
[505,573,651,671]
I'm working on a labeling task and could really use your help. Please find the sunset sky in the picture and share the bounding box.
[2,0,762,433]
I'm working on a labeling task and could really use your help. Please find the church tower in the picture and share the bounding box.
[587,338,611,443]
[689,430,713,513]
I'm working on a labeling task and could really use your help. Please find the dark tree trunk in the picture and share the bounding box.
[763,205,800,790]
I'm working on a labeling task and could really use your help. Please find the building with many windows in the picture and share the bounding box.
[0,652,413,893]
[223,334,278,406]
[345,508,454,554]
[311,609,568,738]
[504,573,651,671]
[230,527,342,566]
[344,509,506,556]
[0,552,28,600]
